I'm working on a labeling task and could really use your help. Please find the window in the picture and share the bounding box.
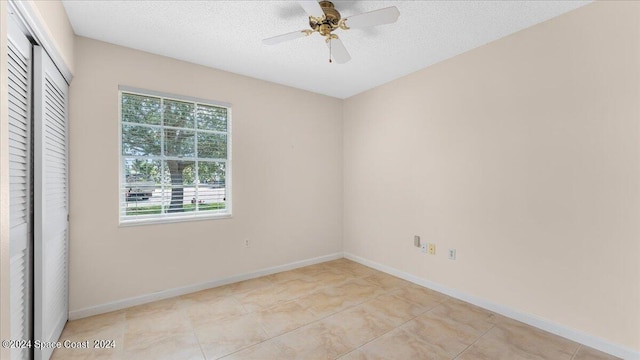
[119,87,231,224]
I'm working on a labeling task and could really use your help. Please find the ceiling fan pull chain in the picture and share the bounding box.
[329,37,332,63]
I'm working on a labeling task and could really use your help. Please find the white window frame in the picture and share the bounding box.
[118,86,232,225]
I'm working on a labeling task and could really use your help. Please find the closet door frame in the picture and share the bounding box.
[7,1,72,83]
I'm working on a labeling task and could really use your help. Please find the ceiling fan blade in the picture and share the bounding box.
[344,6,400,29]
[298,0,324,18]
[326,37,351,64]
[263,30,310,45]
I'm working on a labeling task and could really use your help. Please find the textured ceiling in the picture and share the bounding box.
[62,1,590,99]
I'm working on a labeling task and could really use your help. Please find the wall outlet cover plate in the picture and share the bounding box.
[428,243,436,255]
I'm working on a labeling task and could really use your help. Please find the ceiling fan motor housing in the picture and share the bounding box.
[320,1,341,23]
[309,1,342,36]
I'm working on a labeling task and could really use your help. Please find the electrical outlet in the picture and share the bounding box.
[414,235,421,247]
[420,243,427,253]
[428,243,436,255]
[448,249,456,260]
[244,238,250,248]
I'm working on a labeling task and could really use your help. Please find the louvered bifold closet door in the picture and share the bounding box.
[8,16,33,360]
[33,46,68,360]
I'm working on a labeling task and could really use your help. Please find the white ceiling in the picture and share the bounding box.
[62,0,590,99]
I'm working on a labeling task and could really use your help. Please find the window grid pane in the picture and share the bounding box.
[197,104,227,131]
[121,94,161,125]
[122,124,162,156]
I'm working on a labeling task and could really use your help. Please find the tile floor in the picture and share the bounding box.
[52,259,620,360]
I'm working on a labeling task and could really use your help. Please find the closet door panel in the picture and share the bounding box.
[8,16,33,360]
[33,46,68,360]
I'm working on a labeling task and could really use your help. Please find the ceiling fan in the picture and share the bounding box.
[263,0,400,64]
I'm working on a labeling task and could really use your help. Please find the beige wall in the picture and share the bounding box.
[29,0,75,73]
[343,1,639,351]
[69,36,343,312]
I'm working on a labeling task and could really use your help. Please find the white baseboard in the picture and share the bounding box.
[344,252,639,360]
[68,252,343,321]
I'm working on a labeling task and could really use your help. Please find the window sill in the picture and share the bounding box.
[119,212,232,227]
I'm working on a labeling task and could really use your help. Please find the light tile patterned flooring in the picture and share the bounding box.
[52,259,619,360]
